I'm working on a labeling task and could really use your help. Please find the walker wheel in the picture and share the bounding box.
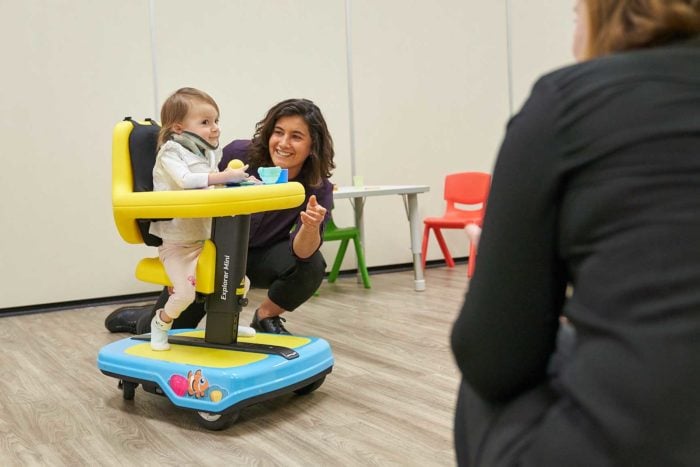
[294,376,326,395]
[195,410,239,430]
[118,380,138,400]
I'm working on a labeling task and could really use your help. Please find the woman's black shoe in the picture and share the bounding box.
[104,304,154,334]
[250,310,291,335]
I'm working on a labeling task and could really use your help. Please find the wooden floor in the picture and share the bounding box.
[0,266,470,466]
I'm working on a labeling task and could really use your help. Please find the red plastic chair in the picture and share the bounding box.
[421,172,491,277]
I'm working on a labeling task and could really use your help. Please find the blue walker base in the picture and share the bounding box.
[97,329,334,429]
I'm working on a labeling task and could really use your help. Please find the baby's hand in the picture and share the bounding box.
[223,164,250,183]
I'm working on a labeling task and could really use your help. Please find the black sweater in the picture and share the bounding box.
[451,35,700,466]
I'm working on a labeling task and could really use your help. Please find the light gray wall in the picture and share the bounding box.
[1,0,576,308]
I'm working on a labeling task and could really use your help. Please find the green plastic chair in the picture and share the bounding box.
[324,217,371,288]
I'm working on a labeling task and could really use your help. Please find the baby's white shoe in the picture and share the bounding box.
[237,325,256,338]
[150,310,172,351]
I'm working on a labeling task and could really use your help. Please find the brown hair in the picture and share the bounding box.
[158,87,219,148]
[248,98,335,187]
[583,0,700,59]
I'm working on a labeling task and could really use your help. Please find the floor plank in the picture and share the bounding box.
[0,266,470,466]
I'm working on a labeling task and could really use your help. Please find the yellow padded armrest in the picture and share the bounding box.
[112,120,305,244]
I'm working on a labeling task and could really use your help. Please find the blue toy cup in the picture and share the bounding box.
[277,168,288,183]
[259,166,282,184]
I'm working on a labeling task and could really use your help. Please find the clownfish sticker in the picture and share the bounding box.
[187,369,209,398]
[168,369,218,399]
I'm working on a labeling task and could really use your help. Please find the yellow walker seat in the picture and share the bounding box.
[97,118,334,430]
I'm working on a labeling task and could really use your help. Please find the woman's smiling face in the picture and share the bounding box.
[268,115,312,179]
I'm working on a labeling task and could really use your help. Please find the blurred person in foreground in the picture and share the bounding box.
[451,1,700,465]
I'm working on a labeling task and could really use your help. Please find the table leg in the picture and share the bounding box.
[352,196,365,285]
[406,193,426,291]
[352,196,365,243]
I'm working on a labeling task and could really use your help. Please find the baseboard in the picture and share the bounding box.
[0,258,468,317]
[0,291,161,318]
[327,256,468,278]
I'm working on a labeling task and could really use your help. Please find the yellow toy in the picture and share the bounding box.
[227,159,245,170]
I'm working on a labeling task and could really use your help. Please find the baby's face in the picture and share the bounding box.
[180,100,220,147]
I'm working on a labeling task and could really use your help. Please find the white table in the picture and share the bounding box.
[333,185,430,291]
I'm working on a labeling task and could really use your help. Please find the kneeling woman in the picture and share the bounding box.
[106,98,335,335]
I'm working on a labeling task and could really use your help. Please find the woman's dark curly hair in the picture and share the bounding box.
[248,98,335,187]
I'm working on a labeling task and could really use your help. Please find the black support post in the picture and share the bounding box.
[205,215,250,344]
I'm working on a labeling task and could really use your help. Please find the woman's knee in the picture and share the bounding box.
[295,251,326,288]
[266,251,326,310]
